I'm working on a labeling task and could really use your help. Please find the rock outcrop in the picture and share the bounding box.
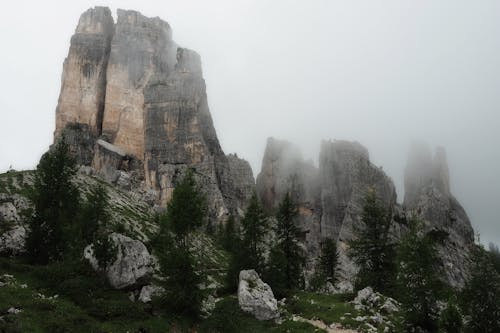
[238,269,280,321]
[54,7,254,224]
[403,143,474,287]
[256,139,398,281]
[84,233,154,289]
[319,140,398,280]
[0,194,29,255]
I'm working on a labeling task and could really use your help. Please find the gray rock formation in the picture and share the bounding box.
[403,143,474,287]
[319,140,398,280]
[256,138,398,281]
[0,226,26,255]
[238,269,280,321]
[54,7,255,225]
[0,194,29,255]
[138,284,165,303]
[84,233,154,289]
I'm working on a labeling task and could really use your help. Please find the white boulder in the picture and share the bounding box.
[138,284,165,303]
[0,225,26,255]
[84,232,154,289]
[238,270,279,321]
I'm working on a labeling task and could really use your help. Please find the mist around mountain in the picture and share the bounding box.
[1,6,499,333]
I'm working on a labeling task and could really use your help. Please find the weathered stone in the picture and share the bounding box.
[55,6,114,138]
[238,269,280,321]
[84,233,154,289]
[54,8,254,226]
[403,143,474,287]
[256,138,397,282]
[0,226,26,255]
[138,284,165,303]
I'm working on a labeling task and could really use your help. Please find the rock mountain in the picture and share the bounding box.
[54,7,254,224]
[49,7,474,287]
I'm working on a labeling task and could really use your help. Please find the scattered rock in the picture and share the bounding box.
[0,226,26,255]
[138,284,165,303]
[238,270,280,321]
[84,233,154,289]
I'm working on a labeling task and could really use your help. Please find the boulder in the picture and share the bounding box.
[138,284,165,303]
[84,232,154,289]
[238,270,279,321]
[0,226,26,255]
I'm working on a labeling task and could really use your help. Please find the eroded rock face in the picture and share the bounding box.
[84,233,154,289]
[55,7,114,138]
[403,143,474,287]
[238,270,280,321]
[256,138,398,281]
[54,8,255,225]
[0,194,29,255]
[319,140,398,280]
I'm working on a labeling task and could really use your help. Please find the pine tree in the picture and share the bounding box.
[311,238,339,290]
[79,184,115,268]
[156,170,206,318]
[240,192,268,272]
[219,215,239,253]
[488,242,500,274]
[265,193,305,297]
[25,138,79,264]
[462,246,500,333]
[348,189,396,293]
[396,219,444,332]
[225,193,267,291]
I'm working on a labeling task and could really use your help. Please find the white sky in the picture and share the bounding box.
[0,0,499,245]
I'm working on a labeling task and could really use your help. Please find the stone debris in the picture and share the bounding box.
[84,233,154,289]
[238,270,280,321]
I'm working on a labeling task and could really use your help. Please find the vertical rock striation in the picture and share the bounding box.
[403,143,474,287]
[256,138,397,281]
[55,7,114,138]
[54,7,254,224]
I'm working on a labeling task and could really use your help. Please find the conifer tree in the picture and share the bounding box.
[156,170,206,318]
[396,219,444,332]
[26,138,79,264]
[225,193,267,291]
[462,246,500,333]
[348,189,395,293]
[310,238,339,290]
[79,184,115,268]
[240,192,268,272]
[265,193,305,297]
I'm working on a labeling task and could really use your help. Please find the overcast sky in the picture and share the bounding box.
[0,0,499,246]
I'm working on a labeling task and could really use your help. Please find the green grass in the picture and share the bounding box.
[199,297,323,333]
[0,257,173,333]
[286,291,360,329]
[0,257,324,333]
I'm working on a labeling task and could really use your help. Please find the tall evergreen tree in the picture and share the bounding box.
[225,193,267,291]
[462,246,500,333]
[156,170,206,318]
[396,219,444,332]
[310,238,339,290]
[25,138,79,264]
[265,193,305,297]
[348,189,395,293]
[219,215,239,253]
[240,192,268,272]
[79,184,115,268]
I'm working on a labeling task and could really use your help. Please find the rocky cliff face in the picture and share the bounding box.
[256,138,397,281]
[318,140,398,281]
[256,138,473,287]
[403,143,474,287]
[54,7,254,223]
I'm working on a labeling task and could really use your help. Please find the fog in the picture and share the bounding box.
[0,1,499,245]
